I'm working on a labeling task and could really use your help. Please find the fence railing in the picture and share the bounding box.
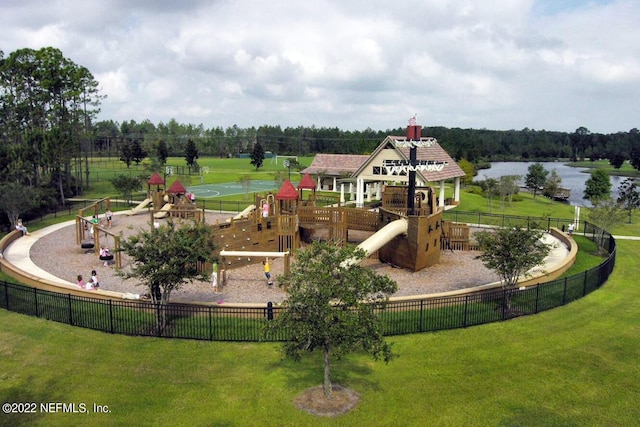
[0,217,616,341]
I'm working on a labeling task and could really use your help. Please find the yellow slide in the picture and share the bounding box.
[127,198,152,215]
[153,203,173,219]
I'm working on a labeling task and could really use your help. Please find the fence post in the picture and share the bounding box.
[67,293,74,326]
[3,282,9,310]
[419,300,424,332]
[109,299,114,334]
[562,277,568,305]
[463,295,469,327]
[34,287,39,317]
[209,306,213,341]
[534,284,540,314]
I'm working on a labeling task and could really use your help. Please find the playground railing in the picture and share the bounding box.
[0,218,616,341]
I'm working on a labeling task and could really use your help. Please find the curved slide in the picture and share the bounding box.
[127,198,152,215]
[343,218,408,267]
[153,203,173,219]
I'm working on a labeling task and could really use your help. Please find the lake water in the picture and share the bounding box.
[473,162,624,207]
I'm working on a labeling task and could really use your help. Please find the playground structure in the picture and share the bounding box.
[208,123,466,289]
[127,172,204,223]
[75,197,122,268]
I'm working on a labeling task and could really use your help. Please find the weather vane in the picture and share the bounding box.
[408,114,417,126]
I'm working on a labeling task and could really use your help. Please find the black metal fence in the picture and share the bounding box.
[0,218,616,341]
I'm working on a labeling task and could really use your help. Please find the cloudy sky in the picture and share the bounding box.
[1,0,638,133]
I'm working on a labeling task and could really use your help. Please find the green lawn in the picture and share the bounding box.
[1,159,639,425]
[1,239,638,426]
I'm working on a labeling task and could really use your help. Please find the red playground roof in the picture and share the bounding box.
[147,172,164,186]
[276,179,299,200]
[297,173,316,190]
[167,179,187,194]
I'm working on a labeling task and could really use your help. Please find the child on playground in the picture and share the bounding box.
[90,270,99,289]
[105,209,113,228]
[77,275,84,288]
[100,246,112,267]
[263,258,273,286]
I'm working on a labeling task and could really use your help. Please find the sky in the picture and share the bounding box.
[1,0,638,134]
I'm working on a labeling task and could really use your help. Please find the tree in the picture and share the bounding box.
[630,144,640,172]
[157,140,169,165]
[475,227,552,310]
[119,141,134,168]
[0,183,41,228]
[478,178,499,212]
[118,220,216,331]
[131,139,147,165]
[498,175,520,208]
[456,158,476,185]
[609,153,626,169]
[266,242,397,399]
[109,174,142,204]
[583,169,611,205]
[524,163,548,198]
[617,178,640,223]
[543,169,562,199]
[184,138,199,167]
[250,141,265,170]
[587,199,626,252]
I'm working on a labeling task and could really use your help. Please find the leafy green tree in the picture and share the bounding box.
[587,199,626,252]
[266,242,397,399]
[0,183,41,228]
[478,178,499,212]
[524,163,548,198]
[157,140,169,165]
[131,139,147,165]
[630,144,640,172]
[608,153,626,169]
[584,169,611,205]
[250,141,265,170]
[498,175,520,208]
[617,178,640,223]
[475,227,552,310]
[543,169,563,199]
[118,220,216,331]
[456,158,476,185]
[119,141,134,168]
[110,174,142,204]
[184,138,199,167]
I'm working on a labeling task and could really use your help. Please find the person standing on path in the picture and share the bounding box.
[211,262,218,292]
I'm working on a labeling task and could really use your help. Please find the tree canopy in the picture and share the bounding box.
[524,163,548,198]
[250,141,265,170]
[584,169,612,205]
[266,241,398,399]
[475,226,552,309]
[118,220,216,331]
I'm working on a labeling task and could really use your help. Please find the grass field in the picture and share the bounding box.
[1,158,639,425]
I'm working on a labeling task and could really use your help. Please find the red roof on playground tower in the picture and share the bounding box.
[276,179,299,200]
[168,179,187,194]
[297,173,316,190]
[147,172,164,186]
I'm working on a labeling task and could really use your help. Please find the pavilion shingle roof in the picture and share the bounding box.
[301,154,369,177]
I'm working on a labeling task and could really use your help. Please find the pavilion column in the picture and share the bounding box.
[439,181,446,208]
[316,176,321,189]
[356,178,364,208]
[340,183,345,204]
[454,177,461,203]
[375,182,382,200]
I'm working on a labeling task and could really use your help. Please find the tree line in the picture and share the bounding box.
[3,46,640,221]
